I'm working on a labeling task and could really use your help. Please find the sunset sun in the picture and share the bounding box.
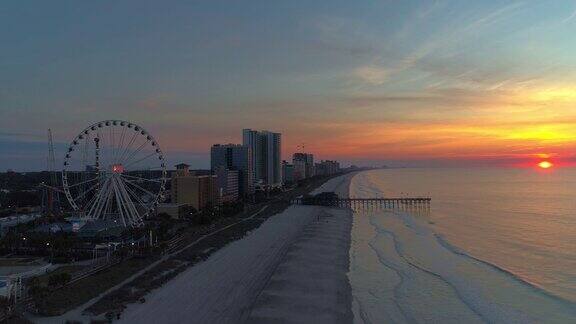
[538,161,553,169]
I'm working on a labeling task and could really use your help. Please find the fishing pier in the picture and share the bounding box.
[291,194,431,211]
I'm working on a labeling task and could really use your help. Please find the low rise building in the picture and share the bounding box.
[171,164,217,210]
[33,222,73,234]
[214,167,240,203]
[78,220,124,239]
[156,203,190,219]
[315,160,341,176]
[0,213,43,237]
[282,161,295,184]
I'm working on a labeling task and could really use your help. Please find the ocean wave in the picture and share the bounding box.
[362,208,576,322]
[367,215,488,323]
[349,170,576,323]
[434,233,576,308]
[366,229,424,323]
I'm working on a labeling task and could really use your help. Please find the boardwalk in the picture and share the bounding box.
[291,197,431,210]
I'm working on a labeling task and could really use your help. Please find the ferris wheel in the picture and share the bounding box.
[62,120,167,227]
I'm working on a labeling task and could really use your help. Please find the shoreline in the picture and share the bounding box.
[247,173,355,323]
[434,233,576,307]
[348,170,576,323]
[246,208,353,323]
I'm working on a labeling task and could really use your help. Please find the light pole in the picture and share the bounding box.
[46,242,52,263]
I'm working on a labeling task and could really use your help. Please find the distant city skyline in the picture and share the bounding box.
[2,1,576,170]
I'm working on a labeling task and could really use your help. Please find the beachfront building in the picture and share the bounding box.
[214,167,240,203]
[293,158,305,182]
[156,203,190,219]
[282,161,295,184]
[242,129,282,188]
[171,164,217,210]
[0,213,43,237]
[210,144,254,197]
[292,153,315,181]
[315,160,341,176]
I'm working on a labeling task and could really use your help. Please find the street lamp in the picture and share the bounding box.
[46,242,52,263]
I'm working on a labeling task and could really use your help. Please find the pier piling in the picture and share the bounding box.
[292,197,431,211]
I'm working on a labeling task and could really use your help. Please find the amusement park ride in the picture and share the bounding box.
[44,120,168,227]
[40,129,61,216]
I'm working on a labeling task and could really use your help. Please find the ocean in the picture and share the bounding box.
[348,168,576,323]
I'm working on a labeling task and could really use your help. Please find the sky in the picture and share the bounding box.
[2,0,576,170]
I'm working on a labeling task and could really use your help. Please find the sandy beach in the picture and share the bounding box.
[118,173,356,323]
[247,175,353,323]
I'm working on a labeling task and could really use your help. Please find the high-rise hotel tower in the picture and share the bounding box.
[242,129,282,188]
[210,144,254,197]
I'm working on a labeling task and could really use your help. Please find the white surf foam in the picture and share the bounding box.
[349,171,576,324]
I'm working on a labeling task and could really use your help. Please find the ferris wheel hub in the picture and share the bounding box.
[111,164,124,173]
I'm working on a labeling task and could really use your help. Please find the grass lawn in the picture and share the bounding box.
[35,257,157,316]
[35,265,86,286]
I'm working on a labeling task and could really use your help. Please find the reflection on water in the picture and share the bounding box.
[348,169,576,323]
[352,167,576,303]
